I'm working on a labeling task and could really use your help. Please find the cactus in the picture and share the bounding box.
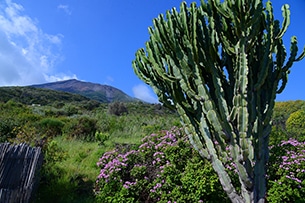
[132,0,305,202]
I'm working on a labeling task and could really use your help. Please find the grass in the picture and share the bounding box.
[55,137,105,177]
[34,132,147,203]
[31,102,180,203]
[33,127,158,203]
[34,137,108,203]
[2,100,304,202]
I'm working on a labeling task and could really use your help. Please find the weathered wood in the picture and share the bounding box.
[0,143,43,203]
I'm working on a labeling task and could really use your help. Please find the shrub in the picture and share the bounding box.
[35,140,68,203]
[95,131,110,146]
[0,118,19,142]
[108,102,128,116]
[64,116,98,141]
[9,124,43,146]
[95,127,229,202]
[80,100,100,111]
[269,126,289,146]
[63,104,79,116]
[95,128,305,202]
[286,110,305,141]
[267,138,305,202]
[38,118,64,137]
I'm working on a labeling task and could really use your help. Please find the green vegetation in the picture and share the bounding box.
[35,137,102,203]
[273,100,305,130]
[95,127,305,203]
[286,109,305,141]
[0,91,304,202]
[0,86,96,106]
[0,98,178,202]
[95,128,230,203]
[267,139,305,202]
[1,0,304,201]
[132,0,305,202]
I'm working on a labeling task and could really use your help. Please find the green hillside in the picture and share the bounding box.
[0,86,97,106]
[0,98,304,202]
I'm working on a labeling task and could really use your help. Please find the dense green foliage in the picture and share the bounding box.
[95,128,230,203]
[0,99,178,202]
[286,110,305,141]
[268,139,305,202]
[0,97,304,202]
[95,127,305,202]
[108,102,129,116]
[273,100,305,130]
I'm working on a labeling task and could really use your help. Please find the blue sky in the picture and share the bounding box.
[0,0,304,103]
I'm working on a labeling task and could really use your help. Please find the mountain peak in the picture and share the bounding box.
[32,79,138,103]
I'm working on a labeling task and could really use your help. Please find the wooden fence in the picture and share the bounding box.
[0,143,43,203]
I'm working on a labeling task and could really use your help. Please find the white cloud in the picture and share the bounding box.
[57,4,72,15]
[46,33,64,45]
[45,74,78,83]
[132,84,159,103]
[0,0,75,86]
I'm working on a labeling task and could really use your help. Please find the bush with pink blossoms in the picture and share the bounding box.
[95,126,305,202]
[267,138,305,202]
[95,127,229,203]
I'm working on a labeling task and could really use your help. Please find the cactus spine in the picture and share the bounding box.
[132,0,305,202]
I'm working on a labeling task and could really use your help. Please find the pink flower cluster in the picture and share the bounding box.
[96,149,138,182]
[95,127,185,199]
[276,138,305,187]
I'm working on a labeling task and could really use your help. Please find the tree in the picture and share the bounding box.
[286,109,305,141]
[132,0,305,202]
[272,100,305,130]
[108,102,128,116]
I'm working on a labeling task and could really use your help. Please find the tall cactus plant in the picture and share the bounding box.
[132,0,304,202]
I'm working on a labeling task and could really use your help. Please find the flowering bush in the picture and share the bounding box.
[95,127,228,202]
[268,138,305,202]
[96,127,305,202]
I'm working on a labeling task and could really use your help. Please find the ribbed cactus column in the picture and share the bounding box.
[132,0,305,202]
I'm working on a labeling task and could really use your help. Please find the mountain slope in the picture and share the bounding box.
[31,79,138,103]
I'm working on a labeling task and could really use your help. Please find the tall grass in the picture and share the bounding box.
[34,106,179,202]
[1,101,179,202]
[34,137,107,203]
